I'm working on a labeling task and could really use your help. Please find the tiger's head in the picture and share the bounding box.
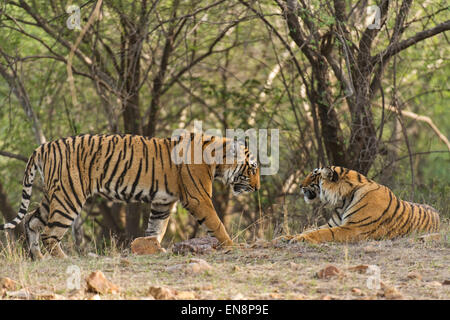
[217,140,260,195]
[317,166,361,205]
[300,168,321,204]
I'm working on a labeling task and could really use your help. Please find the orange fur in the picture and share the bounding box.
[287,166,440,244]
[0,133,260,258]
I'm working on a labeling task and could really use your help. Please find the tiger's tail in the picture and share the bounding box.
[0,150,39,231]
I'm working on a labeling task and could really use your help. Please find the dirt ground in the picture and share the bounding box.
[0,225,448,300]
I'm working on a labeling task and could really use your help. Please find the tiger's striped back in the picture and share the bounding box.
[0,133,260,258]
[291,166,440,243]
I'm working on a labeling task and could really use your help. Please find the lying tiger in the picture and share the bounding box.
[0,133,260,259]
[278,166,440,244]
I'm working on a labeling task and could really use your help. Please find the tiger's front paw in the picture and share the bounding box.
[272,235,295,244]
[288,233,319,244]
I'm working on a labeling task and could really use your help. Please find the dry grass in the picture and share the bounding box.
[0,224,448,300]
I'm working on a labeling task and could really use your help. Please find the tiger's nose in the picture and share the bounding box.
[304,189,316,200]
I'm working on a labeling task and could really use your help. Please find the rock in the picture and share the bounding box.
[442,280,450,285]
[418,233,441,242]
[363,245,379,253]
[89,294,102,300]
[87,252,99,258]
[427,281,442,287]
[166,258,213,274]
[269,292,282,299]
[232,293,245,300]
[194,284,213,291]
[317,265,342,279]
[86,271,120,295]
[407,271,422,281]
[351,288,362,295]
[176,291,196,300]
[172,236,219,255]
[165,264,185,273]
[131,236,166,255]
[233,265,241,272]
[347,265,369,274]
[0,277,18,291]
[381,286,403,300]
[148,286,177,300]
[188,258,213,273]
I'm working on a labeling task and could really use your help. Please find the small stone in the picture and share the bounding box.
[89,294,102,300]
[176,291,196,300]
[233,265,241,272]
[165,264,184,273]
[0,277,18,291]
[187,258,213,274]
[418,233,441,242]
[194,284,213,291]
[380,285,403,300]
[88,252,99,258]
[427,281,442,287]
[351,288,362,295]
[232,293,245,300]
[348,265,369,274]
[86,271,120,295]
[148,286,177,300]
[407,271,422,281]
[363,245,379,253]
[131,236,166,255]
[269,292,282,299]
[320,295,334,300]
[166,258,213,274]
[442,280,450,285]
[317,265,342,279]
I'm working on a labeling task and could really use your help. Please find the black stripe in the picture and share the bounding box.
[47,221,71,229]
[343,203,368,221]
[104,150,123,191]
[164,139,173,169]
[359,189,393,228]
[129,159,143,198]
[52,209,75,222]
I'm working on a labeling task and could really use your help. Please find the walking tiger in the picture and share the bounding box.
[0,133,260,259]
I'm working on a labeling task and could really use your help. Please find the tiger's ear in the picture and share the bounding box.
[321,167,338,182]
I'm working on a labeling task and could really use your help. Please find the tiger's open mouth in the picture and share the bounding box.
[303,188,316,200]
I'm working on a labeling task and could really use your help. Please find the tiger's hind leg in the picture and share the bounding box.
[145,202,176,243]
[41,198,80,258]
[24,198,50,260]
